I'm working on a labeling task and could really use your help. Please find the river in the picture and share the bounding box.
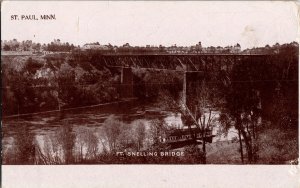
[2,100,236,164]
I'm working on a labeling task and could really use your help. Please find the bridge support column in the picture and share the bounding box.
[120,67,134,99]
[182,72,187,107]
[183,71,205,108]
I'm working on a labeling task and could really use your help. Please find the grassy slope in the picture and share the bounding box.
[206,128,298,164]
[206,141,244,164]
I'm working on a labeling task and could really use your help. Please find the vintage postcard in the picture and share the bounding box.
[1,1,299,187]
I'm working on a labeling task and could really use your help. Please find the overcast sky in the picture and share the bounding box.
[1,1,299,49]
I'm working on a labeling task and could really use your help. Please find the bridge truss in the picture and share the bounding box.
[101,54,271,71]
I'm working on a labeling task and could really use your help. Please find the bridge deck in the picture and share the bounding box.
[101,53,270,56]
[100,53,272,71]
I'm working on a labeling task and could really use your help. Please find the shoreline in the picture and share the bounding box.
[2,98,138,119]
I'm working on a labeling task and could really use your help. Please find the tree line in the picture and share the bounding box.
[2,42,298,164]
[1,39,77,52]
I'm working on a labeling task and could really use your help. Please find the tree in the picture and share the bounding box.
[57,121,76,164]
[83,129,99,160]
[3,44,11,51]
[132,120,146,150]
[13,124,36,164]
[219,112,245,163]
[158,78,219,164]
[184,79,219,164]
[200,85,218,161]
[220,58,263,164]
[32,43,41,52]
[102,115,122,152]
[147,119,170,151]
[57,62,76,108]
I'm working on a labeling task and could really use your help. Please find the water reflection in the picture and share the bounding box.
[3,123,35,164]
[2,102,234,164]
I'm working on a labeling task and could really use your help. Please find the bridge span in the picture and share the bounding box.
[100,53,272,101]
[101,53,270,71]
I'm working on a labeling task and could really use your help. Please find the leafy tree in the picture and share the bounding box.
[220,57,265,163]
[3,44,11,51]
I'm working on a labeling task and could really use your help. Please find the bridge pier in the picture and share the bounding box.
[120,67,134,99]
[183,72,187,106]
[183,71,205,108]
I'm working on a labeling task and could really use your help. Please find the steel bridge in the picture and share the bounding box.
[101,54,270,71]
[100,54,272,102]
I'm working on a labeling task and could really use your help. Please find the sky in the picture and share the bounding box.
[1,1,299,49]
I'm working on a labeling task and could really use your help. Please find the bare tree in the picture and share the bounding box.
[158,79,218,164]
[102,115,122,152]
[84,129,99,160]
[132,120,146,151]
[56,121,76,164]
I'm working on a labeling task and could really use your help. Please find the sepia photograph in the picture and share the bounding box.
[1,0,299,187]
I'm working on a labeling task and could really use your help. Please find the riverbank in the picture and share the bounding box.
[206,127,298,164]
[2,98,138,119]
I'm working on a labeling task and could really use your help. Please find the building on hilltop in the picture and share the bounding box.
[82,43,110,51]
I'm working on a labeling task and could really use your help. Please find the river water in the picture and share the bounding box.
[2,100,236,164]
